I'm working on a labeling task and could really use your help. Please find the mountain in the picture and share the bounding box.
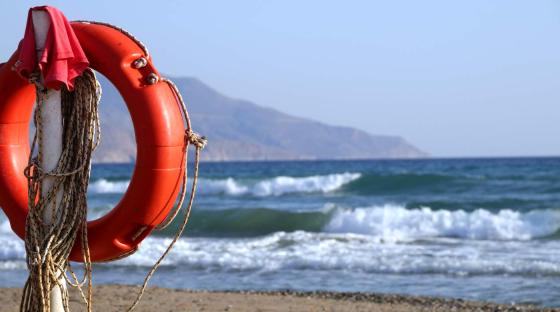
[93,76,427,162]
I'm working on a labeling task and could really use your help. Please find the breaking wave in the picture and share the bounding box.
[3,205,560,276]
[325,205,560,241]
[3,204,560,241]
[105,232,560,276]
[88,172,361,196]
[157,205,560,240]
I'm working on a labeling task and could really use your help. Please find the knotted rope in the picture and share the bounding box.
[71,20,209,310]
[124,78,207,312]
[21,69,100,312]
[21,20,207,312]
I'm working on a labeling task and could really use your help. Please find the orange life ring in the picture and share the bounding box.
[0,22,187,262]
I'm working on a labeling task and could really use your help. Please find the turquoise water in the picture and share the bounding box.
[2,158,560,306]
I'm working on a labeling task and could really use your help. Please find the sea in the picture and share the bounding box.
[2,158,560,307]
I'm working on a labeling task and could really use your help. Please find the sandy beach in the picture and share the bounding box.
[0,285,556,312]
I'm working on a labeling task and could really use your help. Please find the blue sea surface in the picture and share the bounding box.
[2,158,560,307]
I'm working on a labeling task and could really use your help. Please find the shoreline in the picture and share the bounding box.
[0,285,556,311]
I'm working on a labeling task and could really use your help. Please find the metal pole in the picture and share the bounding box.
[31,9,66,312]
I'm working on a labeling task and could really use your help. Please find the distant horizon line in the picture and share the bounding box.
[91,155,560,165]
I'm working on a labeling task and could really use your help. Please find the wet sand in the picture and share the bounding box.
[0,285,556,311]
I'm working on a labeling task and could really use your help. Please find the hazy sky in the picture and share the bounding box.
[1,1,559,157]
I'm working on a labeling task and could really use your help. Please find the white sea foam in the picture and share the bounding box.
[200,177,249,195]
[112,231,560,276]
[248,173,361,196]
[88,172,361,196]
[0,220,25,263]
[3,206,560,277]
[0,218,13,234]
[2,218,560,276]
[1,231,559,277]
[326,205,560,241]
[88,179,129,194]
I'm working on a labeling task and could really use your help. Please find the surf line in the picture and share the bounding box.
[0,6,206,312]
